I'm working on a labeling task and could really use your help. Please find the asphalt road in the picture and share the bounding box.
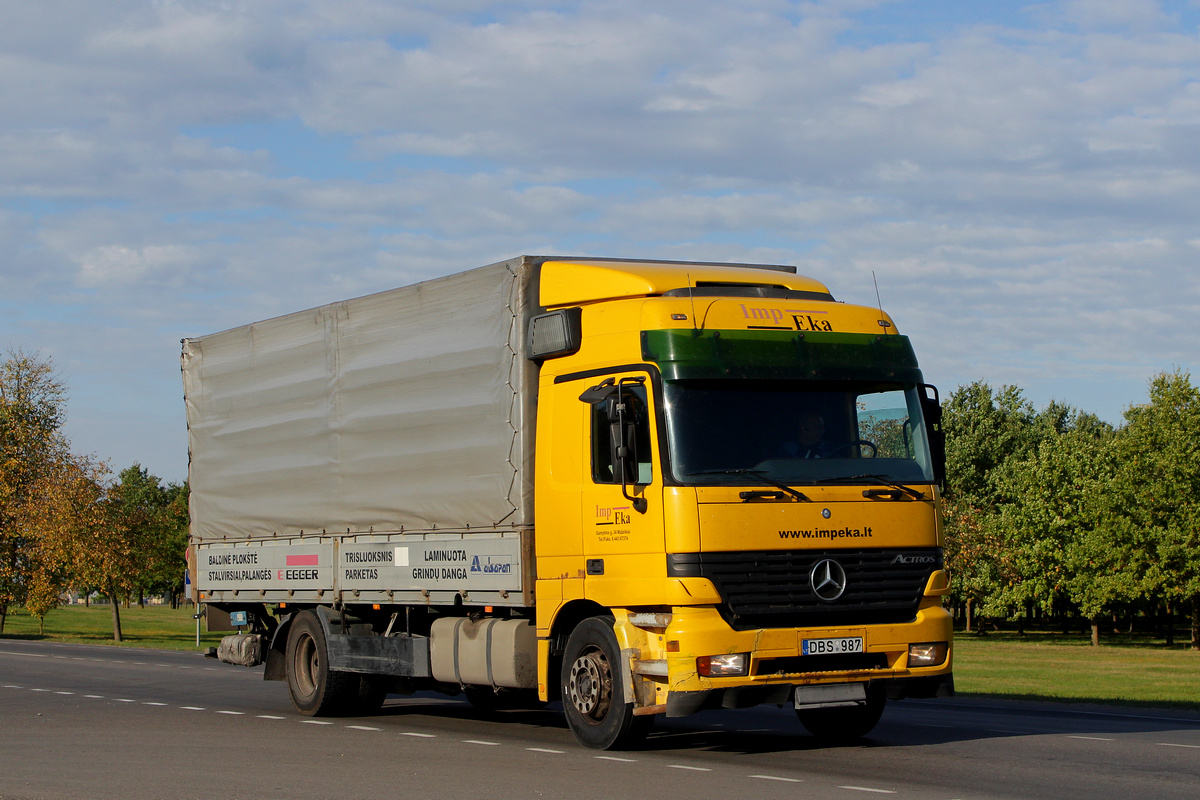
[2,639,1199,800]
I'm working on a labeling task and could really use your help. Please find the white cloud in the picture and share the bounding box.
[2,0,1200,479]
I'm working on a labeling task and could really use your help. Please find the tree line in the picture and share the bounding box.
[3,350,1197,648]
[0,351,187,641]
[942,370,1200,649]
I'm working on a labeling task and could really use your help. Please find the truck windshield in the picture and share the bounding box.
[662,379,936,485]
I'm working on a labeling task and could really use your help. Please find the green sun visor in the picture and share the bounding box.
[640,329,923,382]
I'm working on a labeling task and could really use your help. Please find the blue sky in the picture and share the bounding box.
[2,0,1199,484]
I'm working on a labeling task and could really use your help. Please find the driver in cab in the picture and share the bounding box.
[782,411,829,459]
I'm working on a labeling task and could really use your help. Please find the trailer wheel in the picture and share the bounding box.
[795,685,886,742]
[354,675,390,714]
[285,610,355,716]
[560,616,650,750]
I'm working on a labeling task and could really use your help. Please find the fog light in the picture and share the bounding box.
[697,653,748,677]
[908,642,948,667]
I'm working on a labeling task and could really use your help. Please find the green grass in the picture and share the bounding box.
[0,604,225,651]
[954,631,1200,710]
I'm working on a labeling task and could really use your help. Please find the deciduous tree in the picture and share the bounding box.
[21,455,106,632]
[0,350,70,633]
[1119,370,1200,649]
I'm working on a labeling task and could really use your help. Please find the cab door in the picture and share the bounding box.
[577,371,666,604]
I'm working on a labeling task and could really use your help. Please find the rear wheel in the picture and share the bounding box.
[285,611,355,716]
[560,616,650,750]
[354,675,390,714]
[795,685,886,742]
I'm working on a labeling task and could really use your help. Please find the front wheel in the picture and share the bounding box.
[795,685,886,742]
[560,616,650,750]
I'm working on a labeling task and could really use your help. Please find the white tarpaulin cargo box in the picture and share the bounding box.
[182,257,539,546]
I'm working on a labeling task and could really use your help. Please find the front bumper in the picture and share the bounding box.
[664,671,954,716]
[618,599,954,717]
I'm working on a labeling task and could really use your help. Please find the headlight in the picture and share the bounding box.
[908,642,948,667]
[696,653,748,677]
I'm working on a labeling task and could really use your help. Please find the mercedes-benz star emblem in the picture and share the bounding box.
[810,558,847,602]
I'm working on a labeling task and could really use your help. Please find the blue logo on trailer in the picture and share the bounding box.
[469,555,512,574]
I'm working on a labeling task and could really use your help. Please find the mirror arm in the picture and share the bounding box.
[621,483,648,514]
[615,380,648,514]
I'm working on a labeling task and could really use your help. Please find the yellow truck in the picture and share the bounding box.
[183,255,952,750]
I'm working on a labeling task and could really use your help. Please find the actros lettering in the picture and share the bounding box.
[892,554,938,565]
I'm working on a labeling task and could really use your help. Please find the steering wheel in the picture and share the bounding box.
[827,439,878,458]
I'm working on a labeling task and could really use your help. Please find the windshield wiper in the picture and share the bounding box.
[850,473,926,501]
[684,469,810,503]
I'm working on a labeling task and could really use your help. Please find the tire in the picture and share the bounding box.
[285,611,356,716]
[560,616,651,750]
[795,684,886,742]
[354,675,390,714]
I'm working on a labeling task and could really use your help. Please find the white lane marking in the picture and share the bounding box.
[73,657,87,661]
[463,739,500,746]
[668,765,712,772]
[749,775,802,783]
[399,732,437,738]
[526,747,564,754]
[115,699,137,703]
[84,695,104,699]
[302,720,334,725]
[54,691,74,695]
[31,688,50,692]
[216,711,245,715]
[346,725,380,731]
[1067,735,1114,741]
[144,702,167,706]
[595,756,637,762]
[132,662,146,665]
[155,664,172,667]
[180,706,206,711]
[257,715,285,720]
[839,787,896,794]
[2,685,22,689]
[1157,742,1200,749]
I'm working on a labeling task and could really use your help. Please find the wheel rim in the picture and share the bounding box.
[567,646,612,723]
[293,632,319,699]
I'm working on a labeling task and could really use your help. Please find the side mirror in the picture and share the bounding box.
[920,384,946,486]
[581,377,648,513]
[605,396,640,486]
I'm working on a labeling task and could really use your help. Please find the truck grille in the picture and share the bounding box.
[666,548,941,631]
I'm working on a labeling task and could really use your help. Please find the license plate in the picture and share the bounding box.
[802,636,864,656]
